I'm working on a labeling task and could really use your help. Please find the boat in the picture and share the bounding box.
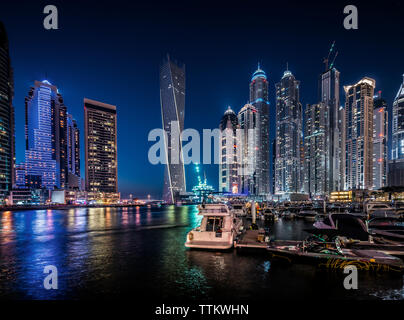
[185,204,242,249]
[297,210,317,222]
[262,208,277,221]
[281,210,296,220]
[232,203,246,217]
[267,238,404,273]
[368,217,404,243]
[366,202,395,215]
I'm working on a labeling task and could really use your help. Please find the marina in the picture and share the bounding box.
[0,204,403,300]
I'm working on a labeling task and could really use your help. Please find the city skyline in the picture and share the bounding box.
[1,1,404,198]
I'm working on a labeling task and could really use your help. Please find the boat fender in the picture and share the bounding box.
[189,232,194,241]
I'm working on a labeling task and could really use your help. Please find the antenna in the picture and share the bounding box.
[286,62,289,71]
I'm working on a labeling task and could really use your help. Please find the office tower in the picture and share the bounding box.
[275,69,303,196]
[0,22,15,199]
[250,64,270,197]
[320,66,341,193]
[25,80,68,190]
[271,138,276,195]
[373,93,388,189]
[67,113,80,189]
[219,107,239,193]
[343,77,376,190]
[304,103,327,196]
[392,76,404,160]
[389,75,404,187]
[84,98,117,193]
[238,103,258,195]
[15,163,26,188]
[160,55,186,204]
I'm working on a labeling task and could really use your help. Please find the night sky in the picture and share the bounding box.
[1,0,404,198]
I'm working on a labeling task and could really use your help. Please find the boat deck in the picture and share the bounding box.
[235,229,268,250]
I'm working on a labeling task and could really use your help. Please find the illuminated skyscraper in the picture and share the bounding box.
[304,103,327,196]
[84,98,117,193]
[275,69,303,196]
[320,66,341,193]
[392,75,404,161]
[250,64,270,198]
[389,75,404,187]
[219,107,239,193]
[160,55,186,204]
[0,22,15,199]
[25,80,67,190]
[67,113,80,189]
[343,77,376,190]
[238,103,258,195]
[373,93,388,189]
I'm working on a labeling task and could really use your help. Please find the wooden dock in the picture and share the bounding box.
[235,229,268,250]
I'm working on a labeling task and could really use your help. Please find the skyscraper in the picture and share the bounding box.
[392,75,404,161]
[219,107,239,193]
[0,22,15,199]
[250,64,270,198]
[275,69,303,196]
[343,77,376,190]
[373,93,388,190]
[304,103,327,196]
[389,75,404,187]
[238,103,258,195]
[160,55,186,204]
[320,66,341,193]
[25,80,67,190]
[84,98,117,193]
[66,113,80,189]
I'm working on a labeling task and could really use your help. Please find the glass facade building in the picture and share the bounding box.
[160,55,186,204]
[0,22,15,199]
[275,70,303,195]
[343,77,376,190]
[24,80,64,190]
[304,103,327,197]
[372,94,388,190]
[219,107,239,193]
[249,64,270,198]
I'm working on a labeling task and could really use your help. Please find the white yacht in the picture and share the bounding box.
[232,203,246,217]
[185,204,242,249]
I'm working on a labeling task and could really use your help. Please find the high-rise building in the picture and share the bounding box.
[304,103,327,197]
[389,75,404,187]
[25,80,67,190]
[67,113,80,189]
[219,107,239,193]
[275,69,303,195]
[249,64,270,198]
[160,55,186,204]
[238,104,258,195]
[373,93,388,190]
[343,77,376,190]
[392,75,404,161]
[320,67,341,192]
[84,98,117,193]
[0,22,15,199]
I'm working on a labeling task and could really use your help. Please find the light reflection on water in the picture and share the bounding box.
[0,205,402,300]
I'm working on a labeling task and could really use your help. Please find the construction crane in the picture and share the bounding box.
[323,41,338,71]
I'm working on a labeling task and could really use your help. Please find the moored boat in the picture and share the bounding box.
[267,238,404,273]
[185,204,242,250]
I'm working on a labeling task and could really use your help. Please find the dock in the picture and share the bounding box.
[235,229,268,250]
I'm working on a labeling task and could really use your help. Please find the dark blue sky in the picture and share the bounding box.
[1,0,404,198]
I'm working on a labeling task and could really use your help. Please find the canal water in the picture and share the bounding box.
[0,205,403,300]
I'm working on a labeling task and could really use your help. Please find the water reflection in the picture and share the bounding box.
[0,205,402,300]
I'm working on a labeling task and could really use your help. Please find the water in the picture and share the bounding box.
[0,205,403,300]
